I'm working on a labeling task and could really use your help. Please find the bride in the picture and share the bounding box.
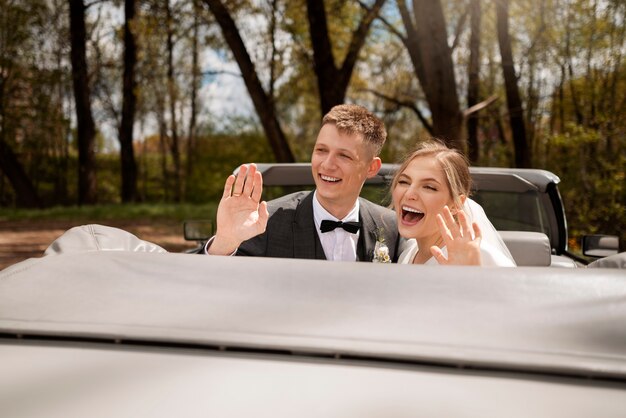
[391,140,515,266]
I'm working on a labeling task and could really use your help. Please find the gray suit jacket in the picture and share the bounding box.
[237,191,400,262]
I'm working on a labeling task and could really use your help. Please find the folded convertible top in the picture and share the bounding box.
[1,252,625,380]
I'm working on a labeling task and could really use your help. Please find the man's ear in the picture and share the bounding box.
[366,157,382,178]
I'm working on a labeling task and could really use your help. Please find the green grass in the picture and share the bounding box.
[0,203,218,223]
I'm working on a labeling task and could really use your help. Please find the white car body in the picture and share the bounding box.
[1,249,626,417]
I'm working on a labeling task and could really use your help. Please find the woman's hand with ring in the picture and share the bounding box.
[430,205,482,266]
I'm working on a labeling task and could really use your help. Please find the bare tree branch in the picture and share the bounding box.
[201,69,241,78]
[450,1,470,51]
[85,0,109,10]
[307,0,387,114]
[201,0,295,162]
[358,0,406,42]
[464,94,498,117]
[365,88,433,134]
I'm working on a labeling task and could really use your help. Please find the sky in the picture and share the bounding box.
[90,2,256,150]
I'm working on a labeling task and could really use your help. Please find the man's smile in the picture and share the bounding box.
[319,174,341,183]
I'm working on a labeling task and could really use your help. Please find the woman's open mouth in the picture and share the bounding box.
[402,206,424,224]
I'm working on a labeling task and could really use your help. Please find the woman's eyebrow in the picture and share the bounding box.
[421,177,442,184]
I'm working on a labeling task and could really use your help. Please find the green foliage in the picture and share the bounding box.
[0,202,216,223]
[0,0,71,206]
[182,126,276,204]
[0,124,278,207]
[540,124,625,251]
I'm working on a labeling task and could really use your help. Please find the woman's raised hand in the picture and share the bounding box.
[430,205,482,266]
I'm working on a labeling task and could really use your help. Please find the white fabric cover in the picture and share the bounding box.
[2,252,626,381]
[587,252,626,269]
[44,224,166,256]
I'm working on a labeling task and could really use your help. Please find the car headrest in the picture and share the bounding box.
[498,231,551,267]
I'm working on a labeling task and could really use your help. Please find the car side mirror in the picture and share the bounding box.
[582,234,619,258]
[183,220,213,242]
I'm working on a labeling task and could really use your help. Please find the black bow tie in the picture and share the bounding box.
[320,220,361,234]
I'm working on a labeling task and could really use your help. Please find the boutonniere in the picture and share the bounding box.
[372,227,391,263]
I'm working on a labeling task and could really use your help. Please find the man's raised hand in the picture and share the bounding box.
[208,164,269,255]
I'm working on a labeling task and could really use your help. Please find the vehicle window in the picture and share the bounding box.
[361,184,392,207]
[262,185,314,201]
[473,190,552,240]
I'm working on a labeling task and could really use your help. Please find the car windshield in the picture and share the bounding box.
[473,190,553,238]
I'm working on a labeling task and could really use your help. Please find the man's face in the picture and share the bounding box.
[311,124,381,217]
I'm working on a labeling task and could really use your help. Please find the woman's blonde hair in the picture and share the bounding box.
[391,139,472,210]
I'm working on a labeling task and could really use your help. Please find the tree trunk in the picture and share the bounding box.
[564,5,584,126]
[466,0,481,163]
[496,0,530,168]
[603,10,625,157]
[118,0,139,202]
[306,0,387,116]
[525,0,546,160]
[54,15,70,204]
[157,94,170,201]
[202,0,294,162]
[185,0,200,200]
[166,0,181,202]
[397,0,464,149]
[0,138,43,208]
[583,0,598,129]
[0,14,42,208]
[69,0,97,204]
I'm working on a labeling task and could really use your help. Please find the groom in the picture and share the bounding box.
[205,104,399,262]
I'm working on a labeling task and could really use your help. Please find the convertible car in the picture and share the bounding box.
[1,227,625,417]
[192,163,618,267]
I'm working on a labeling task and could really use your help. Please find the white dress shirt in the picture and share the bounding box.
[312,191,360,262]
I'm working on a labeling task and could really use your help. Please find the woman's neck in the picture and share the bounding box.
[413,234,443,264]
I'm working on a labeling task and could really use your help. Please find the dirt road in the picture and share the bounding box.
[0,220,197,271]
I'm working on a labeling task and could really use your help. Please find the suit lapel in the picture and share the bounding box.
[293,192,326,260]
[357,199,378,262]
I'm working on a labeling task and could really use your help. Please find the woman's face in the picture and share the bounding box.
[392,156,454,241]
